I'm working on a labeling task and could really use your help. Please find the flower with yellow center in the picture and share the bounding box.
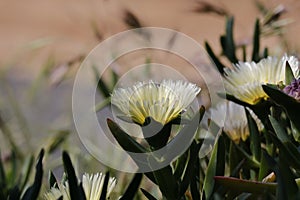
[209,101,263,143]
[111,79,201,125]
[224,55,299,105]
[44,173,116,200]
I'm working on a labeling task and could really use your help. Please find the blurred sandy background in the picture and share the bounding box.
[1,0,300,72]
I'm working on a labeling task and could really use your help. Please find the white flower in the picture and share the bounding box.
[224,55,299,105]
[111,79,201,125]
[209,101,263,143]
[44,173,116,200]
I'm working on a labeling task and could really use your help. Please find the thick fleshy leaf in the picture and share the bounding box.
[263,47,268,58]
[142,117,172,150]
[21,149,44,200]
[190,156,200,200]
[221,17,238,63]
[100,171,111,200]
[285,61,295,85]
[269,115,290,143]
[0,150,6,195]
[48,171,57,189]
[246,109,261,162]
[62,151,86,200]
[262,84,300,131]
[258,150,270,181]
[252,19,260,62]
[5,151,17,188]
[20,155,34,191]
[264,151,300,199]
[47,130,70,154]
[179,141,201,197]
[215,136,225,178]
[278,152,300,199]
[173,146,189,181]
[165,106,205,155]
[152,166,178,199]
[269,132,300,171]
[8,186,21,200]
[107,118,148,154]
[205,41,226,74]
[233,142,260,168]
[218,93,251,108]
[229,141,241,177]
[119,173,143,200]
[141,188,157,200]
[203,134,220,199]
[214,176,276,195]
[93,65,111,98]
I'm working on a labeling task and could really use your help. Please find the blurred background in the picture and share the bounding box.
[0,0,300,194]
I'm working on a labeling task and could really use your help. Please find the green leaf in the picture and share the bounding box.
[269,133,300,171]
[152,166,178,199]
[269,115,289,143]
[62,151,86,200]
[7,151,17,186]
[264,151,300,199]
[100,171,111,200]
[203,134,220,199]
[258,150,271,181]
[263,47,268,58]
[93,65,111,98]
[165,106,205,154]
[218,92,252,108]
[0,150,6,193]
[107,118,152,170]
[216,136,225,177]
[141,188,157,200]
[47,130,70,154]
[48,171,57,189]
[229,141,243,177]
[142,117,172,150]
[252,19,260,62]
[205,41,226,74]
[119,173,142,200]
[246,109,261,162]
[234,144,260,168]
[8,186,21,200]
[242,45,247,61]
[214,176,276,195]
[277,152,300,199]
[285,61,295,85]
[173,146,189,181]
[190,156,200,200]
[124,10,142,29]
[263,84,300,131]
[107,119,147,154]
[179,141,201,197]
[221,16,238,63]
[20,155,34,191]
[21,149,44,200]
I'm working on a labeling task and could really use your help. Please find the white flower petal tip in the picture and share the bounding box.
[224,55,299,105]
[111,79,201,125]
[44,173,116,200]
[209,101,263,143]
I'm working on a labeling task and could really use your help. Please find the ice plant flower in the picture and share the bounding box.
[209,101,263,143]
[224,55,299,105]
[111,79,201,125]
[44,173,116,200]
[283,78,300,101]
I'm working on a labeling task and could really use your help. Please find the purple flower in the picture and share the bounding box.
[283,78,300,101]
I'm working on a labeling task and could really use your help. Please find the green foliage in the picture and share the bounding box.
[0,149,44,200]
